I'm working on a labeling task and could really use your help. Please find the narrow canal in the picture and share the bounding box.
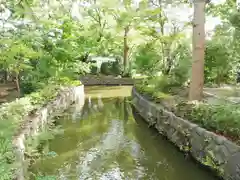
[29,86,217,180]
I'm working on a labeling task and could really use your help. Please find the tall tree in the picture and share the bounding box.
[188,0,208,101]
[110,0,140,72]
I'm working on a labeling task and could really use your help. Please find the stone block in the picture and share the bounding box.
[224,140,240,154]
[224,152,240,180]
[213,145,231,166]
[190,129,207,160]
[150,104,158,118]
[166,126,176,140]
[215,135,227,145]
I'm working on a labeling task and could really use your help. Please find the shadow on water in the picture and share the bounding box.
[29,86,217,180]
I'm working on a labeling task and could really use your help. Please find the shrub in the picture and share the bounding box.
[20,80,44,95]
[100,61,123,76]
[135,78,173,103]
[134,43,160,75]
[111,61,123,76]
[138,75,186,95]
[90,63,98,75]
[100,62,112,75]
[174,102,240,144]
[204,41,231,85]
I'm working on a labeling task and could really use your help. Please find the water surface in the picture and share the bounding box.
[30,86,217,180]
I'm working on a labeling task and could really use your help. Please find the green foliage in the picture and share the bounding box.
[174,102,240,144]
[0,96,38,179]
[100,61,123,76]
[100,62,112,75]
[20,80,44,95]
[136,83,172,102]
[207,0,236,20]
[229,11,240,29]
[137,78,240,145]
[0,83,74,179]
[135,76,176,103]
[135,41,190,98]
[90,63,98,75]
[134,39,191,79]
[111,60,124,76]
[0,16,92,95]
[47,77,81,87]
[204,41,232,85]
[168,43,191,86]
[134,43,160,75]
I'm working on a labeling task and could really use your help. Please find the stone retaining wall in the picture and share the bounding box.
[132,87,240,180]
[12,85,85,180]
[80,75,136,86]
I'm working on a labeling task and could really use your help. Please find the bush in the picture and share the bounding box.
[20,80,44,95]
[137,74,186,96]
[135,77,174,102]
[100,61,123,76]
[174,102,240,144]
[111,61,123,76]
[134,43,160,75]
[204,41,231,85]
[100,62,112,75]
[90,63,98,75]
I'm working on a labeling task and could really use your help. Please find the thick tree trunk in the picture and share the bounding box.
[123,26,130,72]
[189,1,206,101]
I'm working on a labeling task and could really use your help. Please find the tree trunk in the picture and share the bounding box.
[189,0,206,101]
[15,72,20,97]
[123,26,130,72]
[3,71,7,83]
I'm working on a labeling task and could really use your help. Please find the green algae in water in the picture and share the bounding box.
[29,86,217,180]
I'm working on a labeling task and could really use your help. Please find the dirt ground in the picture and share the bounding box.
[0,83,19,104]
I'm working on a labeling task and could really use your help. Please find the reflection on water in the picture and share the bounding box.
[30,86,217,180]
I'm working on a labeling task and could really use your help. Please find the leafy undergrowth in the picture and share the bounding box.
[135,80,240,145]
[174,102,240,145]
[135,77,187,110]
[0,79,81,180]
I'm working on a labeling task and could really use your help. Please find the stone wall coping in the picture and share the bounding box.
[80,75,137,86]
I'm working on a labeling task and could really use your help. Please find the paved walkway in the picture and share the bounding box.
[204,86,240,104]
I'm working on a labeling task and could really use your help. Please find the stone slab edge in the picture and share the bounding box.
[12,85,85,180]
[80,76,137,86]
[132,87,240,180]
